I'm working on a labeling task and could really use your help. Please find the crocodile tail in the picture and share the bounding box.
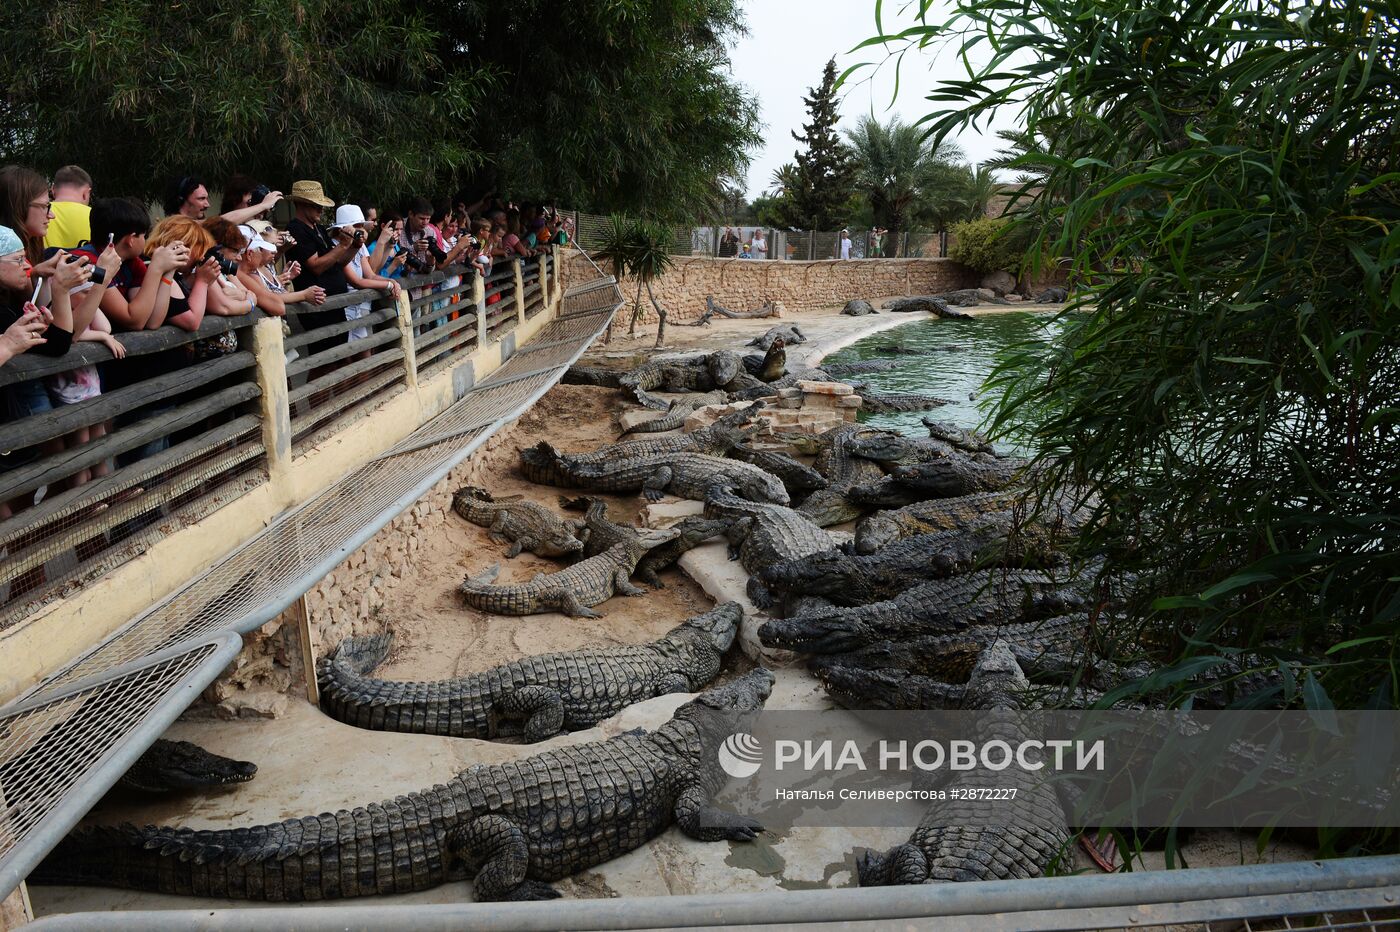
[460,564,502,590]
[558,495,605,517]
[325,633,394,678]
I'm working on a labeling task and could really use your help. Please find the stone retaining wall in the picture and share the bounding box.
[560,252,979,332]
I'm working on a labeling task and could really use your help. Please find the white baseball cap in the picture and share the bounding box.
[334,204,366,230]
[239,224,277,253]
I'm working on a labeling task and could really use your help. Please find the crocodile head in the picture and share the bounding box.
[853,514,900,554]
[758,548,849,595]
[708,350,743,386]
[536,529,585,557]
[757,611,863,654]
[668,668,775,744]
[121,739,258,793]
[809,659,965,712]
[681,601,742,652]
[729,470,790,506]
[847,433,922,465]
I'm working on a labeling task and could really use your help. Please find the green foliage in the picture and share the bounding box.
[786,58,856,230]
[844,115,965,241]
[948,218,1024,274]
[869,0,1400,708]
[0,0,760,214]
[0,0,478,203]
[594,216,676,347]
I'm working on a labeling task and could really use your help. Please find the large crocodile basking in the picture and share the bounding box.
[854,644,1072,885]
[758,569,1090,653]
[854,491,1026,554]
[795,424,889,527]
[34,669,776,902]
[619,351,745,410]
[458,533,673,617]
[525,446,789,505]
[760,515,1073,607]
[621,391,729,435]
[318,604,741,741]
[517,404,761,487]
[703,483,836,609]
[451,487,584,559]
[805,614,1097,680]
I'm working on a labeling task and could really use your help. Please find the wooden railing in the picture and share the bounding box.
[0,248,561,627]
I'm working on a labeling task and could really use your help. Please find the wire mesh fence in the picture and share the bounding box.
[564,209,948,259]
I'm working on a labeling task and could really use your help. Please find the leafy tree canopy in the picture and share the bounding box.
[0,0,759,213]
[869,0,1400,708]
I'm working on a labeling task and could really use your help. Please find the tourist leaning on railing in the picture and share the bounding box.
[334,204,401,347]
[0,224,97,516]
[286,180,358,362]
[236,224,326,316]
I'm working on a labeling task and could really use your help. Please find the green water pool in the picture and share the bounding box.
[822,310,1072,440]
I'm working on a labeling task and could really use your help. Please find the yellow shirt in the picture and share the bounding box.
[45,201,91,250]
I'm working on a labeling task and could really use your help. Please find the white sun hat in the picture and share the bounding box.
[333,204,366,230]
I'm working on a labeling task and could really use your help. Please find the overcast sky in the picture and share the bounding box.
[727,1,1018,199]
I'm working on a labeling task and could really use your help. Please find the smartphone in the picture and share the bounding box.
[107,233,115,246]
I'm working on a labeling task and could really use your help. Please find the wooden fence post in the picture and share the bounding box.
[393,291,418,392]
[513,258,526,326]
[473,270,487,346]
[539,251,551,307]
[250,317,292,489]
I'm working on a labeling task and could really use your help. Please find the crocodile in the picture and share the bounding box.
[848,433,957,467]
[459,534,673,617]
[841,299,877,316]
[1033,286,1068,303]
[802,614,1096,675]
[452,487,584,559]
[704,484,836,609]
[795,424,890,527]
[884,457,1028,497]
[727,443,828,500]
[561,496,641,560]
[118,739,258,793]
[34,669,775,902]
[741,337,787,382]
[922,419,997,456]
[822,358,899,377]
[747,323,806,350]
[760,515,1072,607]
[556,496,729,589]
[637,515,733,588]
[518,404,760,486]
[524,447,789,505]
[757,569,1090,653]
[846,384,953,413]
[317,604,741,741]
[561,365,626,388]
[854,491,1026,553]
[619,351,744,410]
[621,391,729,435]
[854,644,1072,885]
[729,367,839,402]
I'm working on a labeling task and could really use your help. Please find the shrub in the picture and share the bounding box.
[948,217,1024,274]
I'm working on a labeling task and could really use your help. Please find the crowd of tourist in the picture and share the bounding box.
[0,163,573,521]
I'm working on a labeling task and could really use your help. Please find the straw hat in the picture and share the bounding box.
[288,180,334,208]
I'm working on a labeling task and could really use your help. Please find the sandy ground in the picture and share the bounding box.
[30,300,1315,918]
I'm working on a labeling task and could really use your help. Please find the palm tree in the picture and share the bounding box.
[768,162,800,197]
[961,164,1001,220]
[844,115,965,251]
[630,221,677,348]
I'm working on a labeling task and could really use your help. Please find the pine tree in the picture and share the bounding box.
[788,58,855,230]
